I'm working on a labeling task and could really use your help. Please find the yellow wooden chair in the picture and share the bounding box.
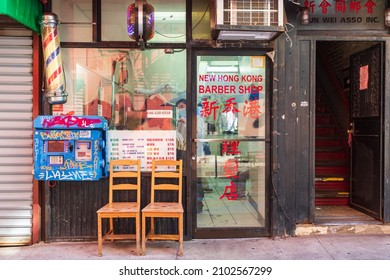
[141,159,184,256]
[97,159,141,256]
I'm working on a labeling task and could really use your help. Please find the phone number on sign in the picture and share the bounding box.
[147,110,173,118]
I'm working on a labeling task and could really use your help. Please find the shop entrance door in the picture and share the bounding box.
[193,52,269,238]
[350,43,384,219]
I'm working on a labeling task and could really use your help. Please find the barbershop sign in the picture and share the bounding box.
[299,0,386,30]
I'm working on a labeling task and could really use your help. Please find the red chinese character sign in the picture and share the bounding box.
[300,0,385,30]
[219,146,244,201]
[196,55,266,204]
[197,56,266,138]
[196,55,267,228]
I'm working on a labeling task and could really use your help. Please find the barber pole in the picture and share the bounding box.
[40,13,67,104]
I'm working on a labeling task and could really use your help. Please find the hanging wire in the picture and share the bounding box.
[154,30,185,39]
[192,3,210,31]
[283,23,295,48]
[154,2,210,39]
[289,0,302,6]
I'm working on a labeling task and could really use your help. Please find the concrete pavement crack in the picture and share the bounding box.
[313,234,335,260]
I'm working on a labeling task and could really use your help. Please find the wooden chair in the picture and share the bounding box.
[141,159,184,256]
[97,159,141,256]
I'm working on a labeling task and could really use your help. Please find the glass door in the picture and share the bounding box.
[194,53,269,237]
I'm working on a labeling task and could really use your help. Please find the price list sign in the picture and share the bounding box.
[107,130,176,171]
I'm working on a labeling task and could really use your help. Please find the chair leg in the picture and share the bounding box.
[135,214,140,255]
[109,217,114,239]
[178,214,183,256]
[150,216,155,235]
[97,214,102,256]
[141,214,146,255]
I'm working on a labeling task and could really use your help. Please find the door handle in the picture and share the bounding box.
[347,123,353,147]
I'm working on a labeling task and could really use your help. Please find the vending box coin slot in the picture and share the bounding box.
[75,141,93,162]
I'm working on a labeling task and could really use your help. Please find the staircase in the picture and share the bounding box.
[315,91,350,206]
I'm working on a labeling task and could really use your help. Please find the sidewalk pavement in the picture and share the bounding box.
[1,234,390,260]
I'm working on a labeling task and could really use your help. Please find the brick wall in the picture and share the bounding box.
[318,41,377,90]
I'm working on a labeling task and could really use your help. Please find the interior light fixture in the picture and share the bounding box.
[209,61,239,66]
[206,66,239,73]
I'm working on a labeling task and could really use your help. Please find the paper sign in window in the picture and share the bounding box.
[250,56,265,68]
[360,65,369,90]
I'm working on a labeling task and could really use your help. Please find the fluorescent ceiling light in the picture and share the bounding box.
[209,61,239,66]
[206,66,239,73]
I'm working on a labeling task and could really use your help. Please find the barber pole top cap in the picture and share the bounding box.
[40,13,59,28]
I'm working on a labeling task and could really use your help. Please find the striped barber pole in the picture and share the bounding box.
[40,13,67,104]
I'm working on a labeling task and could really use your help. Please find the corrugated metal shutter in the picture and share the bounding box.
[0,29,33,246]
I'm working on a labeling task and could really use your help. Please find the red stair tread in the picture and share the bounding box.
[315,91,350,206]
[315,181,349,191]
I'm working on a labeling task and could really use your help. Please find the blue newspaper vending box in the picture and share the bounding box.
[33,115,108,181]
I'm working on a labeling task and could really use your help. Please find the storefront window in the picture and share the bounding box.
[101,0,186,43]
[52,0,186,43]
[56,48,186,170]
[52,0,93,42]
[196,55,267,228]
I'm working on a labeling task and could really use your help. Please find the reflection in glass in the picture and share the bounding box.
[58,48,186,164]
[52,0,93,42]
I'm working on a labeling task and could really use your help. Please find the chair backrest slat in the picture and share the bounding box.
[109,159,141,204]
[153,184,180,191]
[151,159,182,204]
[153,171,181,179]
[112,171,139,178]
[111,183,139,191]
